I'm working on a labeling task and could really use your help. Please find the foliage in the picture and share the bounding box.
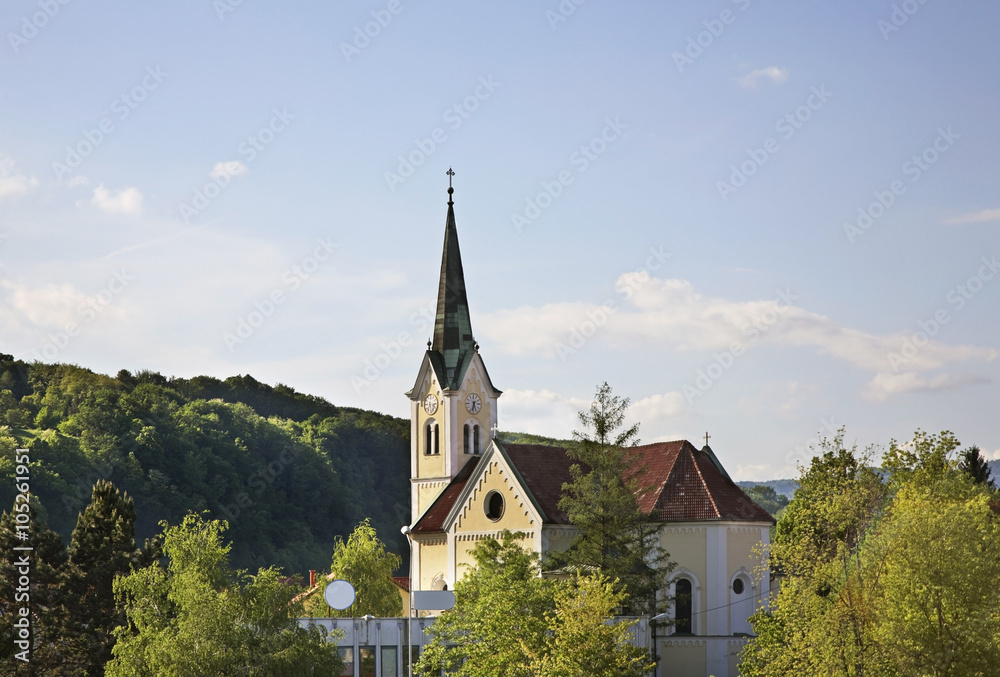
[303,518,402,618]
[64,480,160,676]
[958,445,995,489]
[417,531,553,676]
[417,531,652,677]
[0,360,411,576]
[550,382,673,615]
[106,513,342,677]
[0,494,85,676]
[742,484,789,516]
[742,429,1000,677]
[529,573,656,677]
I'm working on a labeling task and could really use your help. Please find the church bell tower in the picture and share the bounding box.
[406,171,501,524]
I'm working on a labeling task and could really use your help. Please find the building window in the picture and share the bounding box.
[338,647,354,677]
[464,424,470,454]
[359,646,376,677]
[485,490,505,521]
[473,424,480,454]
[675,578,692,634]
[425,421,439,455]
[732,578,745,595]
[380,646,398,677]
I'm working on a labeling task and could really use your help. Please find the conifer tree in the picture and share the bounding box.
[0,495,86,675]
[958,445,995,489]
[550,382,673,615]
[65,480,158,676]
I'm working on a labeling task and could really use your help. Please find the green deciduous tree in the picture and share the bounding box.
[106,513,342,677]
[551,382,672,614]
[742,484,789,516]
[743,429,1000,677]
[417,531,654,677]
[529,573,656,677]
[304,518,402,618]
[417,531,553,676]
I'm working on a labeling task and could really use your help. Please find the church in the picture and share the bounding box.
[404,178,775,677]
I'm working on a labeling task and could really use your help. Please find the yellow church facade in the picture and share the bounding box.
[404,182,774,677]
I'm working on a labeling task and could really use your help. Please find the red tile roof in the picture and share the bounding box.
[411,440,773,534]
[412,456,481,534]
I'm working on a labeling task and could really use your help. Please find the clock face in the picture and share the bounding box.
[465,393,482,414]
[423,394,438,415]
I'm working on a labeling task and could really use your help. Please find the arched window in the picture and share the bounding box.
[675,579,693,634]
[464,424,471,454]
[473,424,480,454]
[425,421,439,455]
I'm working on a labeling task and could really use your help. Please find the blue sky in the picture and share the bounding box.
[2,0,998,479]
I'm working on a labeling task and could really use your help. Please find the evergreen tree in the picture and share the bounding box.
[65,480,159,676]
[958,445,995,489]
[0,495,86,675]
[550,382,673,615]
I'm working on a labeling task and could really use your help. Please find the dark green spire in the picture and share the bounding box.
[432,174,475,386]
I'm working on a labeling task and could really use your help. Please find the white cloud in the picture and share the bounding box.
[863,371,990,402]
[91,184,143,215]
[0,157,38,197]
[944,208,1000,225]
[211,160,249,179]
[68,175,90,187]
[631,391,687,421]
[479,273,995,374]
[1,279,91,328]
[739,66,789,89]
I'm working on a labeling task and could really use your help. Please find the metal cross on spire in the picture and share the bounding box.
[446,167,455,187]
[704,432,711,447]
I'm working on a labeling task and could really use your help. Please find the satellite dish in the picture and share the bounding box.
[324,579,356,610]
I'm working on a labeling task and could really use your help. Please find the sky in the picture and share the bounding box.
[2,0,998,480]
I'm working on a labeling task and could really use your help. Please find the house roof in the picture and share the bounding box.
[411,439,773,534]
[411,455,481,534]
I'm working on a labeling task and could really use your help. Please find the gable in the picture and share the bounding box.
[455,454,538,532]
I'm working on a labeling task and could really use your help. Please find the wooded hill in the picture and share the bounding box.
[0,356,411,576]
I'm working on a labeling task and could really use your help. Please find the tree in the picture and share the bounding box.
[743,429,1000,677]
[529,573,656,677]
[958,445,995,489]
[303,518,402,618]
[417,531,553,676]
[551,382,672,614]
[106,513,342,677]
[64,480,160,676]
[740,431,890,677]
[868,471,1000,676]
[742,484,789,516]
[0,495,86,676]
